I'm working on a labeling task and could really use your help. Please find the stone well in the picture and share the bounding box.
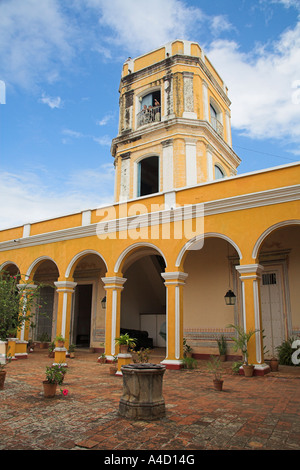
[119,363,166,420]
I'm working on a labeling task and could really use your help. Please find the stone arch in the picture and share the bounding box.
[114,242,167,274]
[0,261,20,276]
[116,242,167,349]
[64,249,108,348]
[252,219,300,260]
[252,220,300,359]
[65,249,108,279]
[26,256,60,280]
[175,232,243,270]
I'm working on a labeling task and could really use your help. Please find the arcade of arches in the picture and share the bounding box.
[1,220,299,373]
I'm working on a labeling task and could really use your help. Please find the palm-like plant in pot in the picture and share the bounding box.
[207,355,223,391]
[227,323,259,377]
[217,335,227,361]
[115,333,136,354]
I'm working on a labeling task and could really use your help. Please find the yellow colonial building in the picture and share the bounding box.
[1,40,299,374]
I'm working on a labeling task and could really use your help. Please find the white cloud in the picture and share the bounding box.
[97,114,114,126]
[207,21,300,142]
[0,167,114,230]
[61,128,111,146]
[62,129,83,139]
[210,15,235,37]
[0,0,74,89]
[93,136,112,146]
[269,0,300,10]
[84,0,206,55]
[40,94,63,109]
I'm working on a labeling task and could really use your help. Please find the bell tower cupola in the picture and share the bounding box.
[111,39,240,203]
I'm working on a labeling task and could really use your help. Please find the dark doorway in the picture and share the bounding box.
[74,284,92,347]
[138,156,159,196]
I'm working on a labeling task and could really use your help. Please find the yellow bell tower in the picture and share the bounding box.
[111,39,240,205]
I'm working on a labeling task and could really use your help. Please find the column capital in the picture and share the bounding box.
[101,276,127,289]
[54,281,77,293]
[17,283,37,290]
[236,264,264,279]
[161,272,188,285]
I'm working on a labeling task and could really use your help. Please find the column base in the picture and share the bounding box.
[15,340,28,359]
[15,353,28,359]
[54,347,67,366]
[239,363,270,376]
[160,359,183,370]
[117,353,132,375]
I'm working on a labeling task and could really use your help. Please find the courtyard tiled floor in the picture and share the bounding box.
[1,348,300,452]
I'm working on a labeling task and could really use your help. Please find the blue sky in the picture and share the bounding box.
[0,0,299,229]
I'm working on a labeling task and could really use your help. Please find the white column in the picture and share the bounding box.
[185,138,197,187]
[183,72,197,119]
[161,272,188,369]
[235,264,269,372]
[54,281,77,339]
[101,276,127,361]
[162,139,174,192]
[119,155,131,202]
[162,74,175,121]
[206,145,213,181]
[225,110,232,147]
[202,80,209,121]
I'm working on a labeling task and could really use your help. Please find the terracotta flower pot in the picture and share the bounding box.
[213,379,223,391]
[243,364,254,377]
[119,345,128,354]
[0,370,7,390]
[109,366,117,375]
[43,381,57,398]
[270,358,279,372]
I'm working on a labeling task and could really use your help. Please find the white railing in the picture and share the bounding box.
[137,106,161,128]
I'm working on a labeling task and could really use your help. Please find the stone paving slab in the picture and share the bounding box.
[0,349,300,452]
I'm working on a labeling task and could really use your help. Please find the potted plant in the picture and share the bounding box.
[43,363,67,398]
[99,353,106,364]
[217,335,227,362]
[269,355,279,372]
[109,356,118,375]
[38,332,50,349]
[181,356,197,369]
[207,355,223,391]
[131,347,151,363]
[115,333,136,354]
[48,341,55,358]
[27,340,35,353]
[68,344,76,358]
[227,323,258,377]
[55,334,65,348]
[183,338,193,358]
[276,337,299,366]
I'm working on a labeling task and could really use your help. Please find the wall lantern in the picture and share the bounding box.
[225,244,236,306]
[224,289,236,306]
[101,296,106,309]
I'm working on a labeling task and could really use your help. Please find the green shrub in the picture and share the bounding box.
[276,337,299,366]
[181,356,197,369]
